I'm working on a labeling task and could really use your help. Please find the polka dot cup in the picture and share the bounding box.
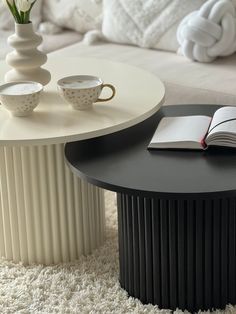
[57,75,116,111]
[0,81,43,117]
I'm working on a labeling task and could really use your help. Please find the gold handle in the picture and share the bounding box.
[96,84,116,102]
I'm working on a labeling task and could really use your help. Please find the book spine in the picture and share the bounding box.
[201,138,207,149]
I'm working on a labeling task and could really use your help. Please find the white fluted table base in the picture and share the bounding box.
[0,144,105,265]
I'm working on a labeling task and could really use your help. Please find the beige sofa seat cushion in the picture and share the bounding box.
[40,31,82,54]
[50,42,236,105]
[0,30,12,60]
[0,30,82,59]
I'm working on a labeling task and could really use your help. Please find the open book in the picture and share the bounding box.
[148,106,236,150]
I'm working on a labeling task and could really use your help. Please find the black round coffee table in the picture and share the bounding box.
[65,105,236,313]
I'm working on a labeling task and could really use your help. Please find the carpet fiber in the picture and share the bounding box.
[0,191,235,314]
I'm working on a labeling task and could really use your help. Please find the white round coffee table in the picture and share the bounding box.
[0,57,165,265]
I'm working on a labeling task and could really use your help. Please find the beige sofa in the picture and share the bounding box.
[47,41,236,107]
[1,10,236,107]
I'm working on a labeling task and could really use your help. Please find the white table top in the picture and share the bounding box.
[0,57,165,146]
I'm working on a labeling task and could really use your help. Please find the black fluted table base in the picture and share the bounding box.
[117,193,236,313]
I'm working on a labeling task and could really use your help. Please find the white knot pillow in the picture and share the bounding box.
[177,0,236,62]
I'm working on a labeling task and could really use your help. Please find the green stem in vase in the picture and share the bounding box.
[20,11,25,23]
[13,1,23,23]
[24,10,30,23]
[6,0,21,23]
[25,1,36,23]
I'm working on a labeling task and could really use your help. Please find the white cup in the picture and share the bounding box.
[57,75,116,110]
[0,81,43,117]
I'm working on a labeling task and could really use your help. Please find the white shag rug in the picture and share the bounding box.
[0,191,235,314]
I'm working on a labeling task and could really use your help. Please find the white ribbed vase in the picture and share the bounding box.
[5,23,51,86]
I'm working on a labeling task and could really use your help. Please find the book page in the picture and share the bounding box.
[206,106,236,147]
[148,115,211,149]
[208,106,236,134]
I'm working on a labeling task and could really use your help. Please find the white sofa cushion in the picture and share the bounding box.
[51,42,236,106]
[0,0,42,30]
[102,0,206,52]
[42,0,103,34]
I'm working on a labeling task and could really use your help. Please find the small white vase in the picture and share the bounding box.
[5,23,51,86]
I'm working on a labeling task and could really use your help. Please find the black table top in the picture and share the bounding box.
[65,105,236,199]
